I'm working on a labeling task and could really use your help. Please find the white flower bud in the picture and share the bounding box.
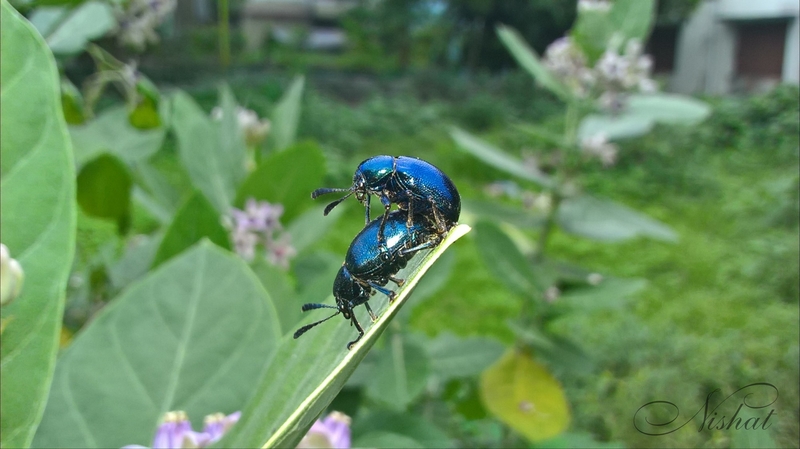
[1,244,24,306]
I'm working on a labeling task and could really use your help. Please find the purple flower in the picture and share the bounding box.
[226,198,296,269]
[122,410,240,449]
[296,411,352,449]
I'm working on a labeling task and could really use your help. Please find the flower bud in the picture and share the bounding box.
[1,244,24,306]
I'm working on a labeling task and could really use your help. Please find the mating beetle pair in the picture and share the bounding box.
[293,156,460,349]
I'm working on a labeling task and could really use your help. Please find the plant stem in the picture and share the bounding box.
[219,0,231,69]
[534,190,561,260]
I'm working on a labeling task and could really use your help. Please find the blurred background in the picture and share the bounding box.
[9,0,798,447]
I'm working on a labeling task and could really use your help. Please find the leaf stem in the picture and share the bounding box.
[218,0,231,68]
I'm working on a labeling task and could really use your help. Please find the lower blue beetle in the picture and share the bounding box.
[312,156,461,241]
[294,211,442,349]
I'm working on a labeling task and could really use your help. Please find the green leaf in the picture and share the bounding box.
[107,233,163,290]
[286,204,345,255]
[397,247,456,320]
[496,25,571,101]
[29,1,115,54]
[427,333,504,380]
[1,2,77,446]
[76,154,133,233]
[249,258,300,335]
[533,431,626,448]
[450,127,554,188]
[480,350,570,443]
[365,333,430,411]
[129,77,162,130]
[235,141,326,224]
[462,199,547,229]
[269,76,305,151]
[557,195,678,242]
[506,323,593,376]
[218,224,471,448]
[132,161,181,219]
[151,192,231,268]
[352,411,453,448]
[70,105,166,168]
[354,432,424,448]
[32,242,282,448]
[577,113,654,141]
[60,77,86,124]
[570,6,613,63]
[474,220,537,296]
[555,277,647,312]
[171,90,244,213]
[626,93,712,125]
[608,0,656,44]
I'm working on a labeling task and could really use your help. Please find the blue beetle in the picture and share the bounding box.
[312,156,461,240]
[294,211,442,349]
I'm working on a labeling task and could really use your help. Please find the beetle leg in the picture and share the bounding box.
[399,235,442,256]
[346,315,365,350]
[389,275,405,286]
[364,194,371,224]
[377,194,392,242]
[367,281,396,302]
[364,302,378,322]
[405,190,415,227]
[428,198,448,234]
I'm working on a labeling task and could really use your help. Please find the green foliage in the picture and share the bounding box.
[76,154,133,233]
[28,1,115,55]
[33,243,282,448]
[151,192,232,268]
[269,75,305,152]
[497,25,570,101]
[0,2,77,446]
[219,225,470,448]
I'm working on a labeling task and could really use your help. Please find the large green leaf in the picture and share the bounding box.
[557,195,678,242]
[151,192,232,268]
[555,277,648,312]
[364,333,430,411]
[473,220,537,296]
[76,154,133,232]
[286,204,345,255]
[608,0,655,44]
[626,93,711,125]
[171,90,245,213]
[219,224,471,448]
[462,199,547,229]
[0,2,77,446]
[427,332,504,380]
[70,105,166,169]
[29,1,115,54]
[269,76,305,152]
[496,25,570,101]
[577,113,654,141]
[32,242,282,448]
[450,127,554,188]
[351,411,453,448]
[235,141,326,224]
[480,350,570,443]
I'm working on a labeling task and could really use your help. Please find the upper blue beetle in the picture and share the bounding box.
[312,156,461,240]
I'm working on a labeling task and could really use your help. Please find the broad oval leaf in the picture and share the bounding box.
[608,0,656,44]
[235,140,326,223]
[496,25,571,101]
[76,153,133,232]
[450,127,554,188]
[427,332,505,380]
[218,224,471,448]
[1,2,77,446]
[474,220,537,296]
[151,191,232,268]
[171,90,245,213]
[557,195,678,242]
[70,105,166,168]
[577,113,654,141]
[626,93,712,125]
[269,76,305,152]
[364,333,430,411]
[480,350,570,443]
[32,242,282,448]
[29,1,115,54]
[351,410,453,448]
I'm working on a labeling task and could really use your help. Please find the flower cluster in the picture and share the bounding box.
[123,410,240,449]
[114,0,176,51]
[211,106,272,148]
[225,198,296,268]
[1,243,24,306]
[579,132,618,167]
[542,36,657,107]
[297,411,352,449]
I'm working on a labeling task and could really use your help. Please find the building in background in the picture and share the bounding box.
[670,0,799,94]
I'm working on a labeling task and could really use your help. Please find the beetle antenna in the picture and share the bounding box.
[293,311,340,339]
[323,192,353,216]
[311,187,351,199]
[301,303,338,312]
